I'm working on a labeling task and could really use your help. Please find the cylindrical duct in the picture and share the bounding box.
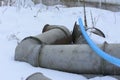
[15,41,120,75]
[25,24,72,44]
[15,38,41,66]
[26,72,52,80]
[39,44,120,75]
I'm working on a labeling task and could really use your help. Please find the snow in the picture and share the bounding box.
[90,76,118,80]
[0,4,119,80]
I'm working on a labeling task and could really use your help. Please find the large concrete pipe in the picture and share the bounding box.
[25,24,72,44]
[15,42,120,75]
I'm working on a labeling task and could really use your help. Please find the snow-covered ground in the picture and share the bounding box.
[0,4,120,80]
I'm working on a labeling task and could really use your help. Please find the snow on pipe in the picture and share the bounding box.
[82,0,120,5]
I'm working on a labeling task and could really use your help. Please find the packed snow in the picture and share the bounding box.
[0,4,120,80]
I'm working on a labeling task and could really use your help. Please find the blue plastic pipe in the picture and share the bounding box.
[78,18,120,67]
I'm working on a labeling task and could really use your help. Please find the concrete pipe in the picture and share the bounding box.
[15,37,41,66]
[25,24,72,44]
[26,72,52,80]
[15,42,120,75]
[83,74,120,79]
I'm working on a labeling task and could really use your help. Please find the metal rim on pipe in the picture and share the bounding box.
[78,18,120,67]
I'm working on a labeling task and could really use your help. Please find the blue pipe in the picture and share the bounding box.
[78,18,120,67]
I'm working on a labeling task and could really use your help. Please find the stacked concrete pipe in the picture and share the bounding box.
[15,24,120,75]
[15,24,72,66]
